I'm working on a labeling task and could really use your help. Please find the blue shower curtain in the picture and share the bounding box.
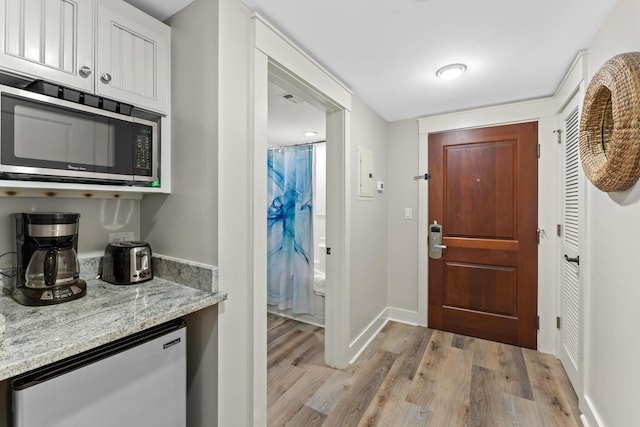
[267,145,314,314]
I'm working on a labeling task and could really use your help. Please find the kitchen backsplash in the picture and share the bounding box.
[1,255,218,295]
[151,256,218,293]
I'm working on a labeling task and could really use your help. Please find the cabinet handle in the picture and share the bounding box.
[101,73,112,84]
[79,66,92,77]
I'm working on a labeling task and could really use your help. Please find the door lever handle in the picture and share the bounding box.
[564,254,580,265]
[433,244,448,249]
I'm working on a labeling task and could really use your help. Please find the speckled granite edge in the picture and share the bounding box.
[151,255,218,293]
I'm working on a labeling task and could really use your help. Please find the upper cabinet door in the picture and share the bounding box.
[0,0,94,91]
[96,1,169,114]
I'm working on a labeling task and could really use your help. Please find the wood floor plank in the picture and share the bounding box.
[376,401,432,427]
[267,314,299,343]
[358,326,432,426]
[554,357,584,424]
[404,329,454,407]
[268,363,306,406]
[423,346,473,426]
[306,368,358,416]
[452,334,501,371]
[406,330,473,426]
[323,350,397,427]
[378,321,419,354]
[523,349,581,427]
[268,325,322,369]
[306,331,387,415]
[501,392,546,427]
[497,343,534,400]
[290,330,324,369]
[468,365,509,427]
[284,405,327,427]
[268,365,333,427]
[267,315,583,427]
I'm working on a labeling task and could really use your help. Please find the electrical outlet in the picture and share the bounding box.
[108,232,135,243]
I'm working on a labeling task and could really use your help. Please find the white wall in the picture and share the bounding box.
[386,119,419,315]
[349,96,388,340]
[0,198,140,264]
[141,0,219,265]
[217,0,258,426]
[581,0,640,424]
[140,1,221,426]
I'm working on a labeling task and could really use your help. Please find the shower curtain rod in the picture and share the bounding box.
[268,140,326,150]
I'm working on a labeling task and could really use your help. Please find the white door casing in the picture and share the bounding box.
[249,14,353,426]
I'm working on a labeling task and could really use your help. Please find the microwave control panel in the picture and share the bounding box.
[134,125,153,174]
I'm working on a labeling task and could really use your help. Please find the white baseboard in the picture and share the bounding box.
[349,307,389,363]
[581,394,604,427]
[267,306,325,328]
[386,307,421,326]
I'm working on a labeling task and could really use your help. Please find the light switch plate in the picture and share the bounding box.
[404,208,413,219]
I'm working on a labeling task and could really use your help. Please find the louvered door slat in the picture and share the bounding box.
[562,105,581,365]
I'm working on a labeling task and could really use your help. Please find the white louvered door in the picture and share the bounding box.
[558,92,583,394]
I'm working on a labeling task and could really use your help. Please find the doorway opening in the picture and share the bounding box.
[259,57,351,374]
[266,77,328,327]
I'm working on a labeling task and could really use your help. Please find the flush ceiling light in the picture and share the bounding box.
[436,63,467,80]
[303,131,318,137]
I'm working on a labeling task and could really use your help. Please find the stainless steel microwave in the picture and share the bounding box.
[0,84,158,184]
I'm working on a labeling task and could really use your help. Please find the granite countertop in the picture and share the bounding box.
[0,272,226,381]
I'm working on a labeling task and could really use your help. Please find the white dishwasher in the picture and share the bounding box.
[12,319,186,427]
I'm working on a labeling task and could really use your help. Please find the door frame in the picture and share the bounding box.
[417,97,558,351]
[555,89,585,396]
[552,52,589,410]
[252,14,353,379]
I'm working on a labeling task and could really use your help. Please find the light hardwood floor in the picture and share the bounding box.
[267,313,582,427]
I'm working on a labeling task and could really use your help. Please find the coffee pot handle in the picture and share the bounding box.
[44,248,58,287]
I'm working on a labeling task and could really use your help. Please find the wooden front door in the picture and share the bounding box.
[428,122,538,349]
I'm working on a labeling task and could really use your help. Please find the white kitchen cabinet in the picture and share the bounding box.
[0,0,169,114]
[96,0,169,113]
[0,0,94,92]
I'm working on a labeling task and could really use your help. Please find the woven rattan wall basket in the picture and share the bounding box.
[579,52,640,192]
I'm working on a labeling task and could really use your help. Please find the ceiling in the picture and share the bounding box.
[124,0,194,21]
[268,82,326,146]
[126,0,618,141]
[239,0,617,122]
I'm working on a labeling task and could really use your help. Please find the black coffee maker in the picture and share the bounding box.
[14,212,87,306]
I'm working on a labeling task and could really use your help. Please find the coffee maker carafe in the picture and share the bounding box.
[14,213,87,306]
